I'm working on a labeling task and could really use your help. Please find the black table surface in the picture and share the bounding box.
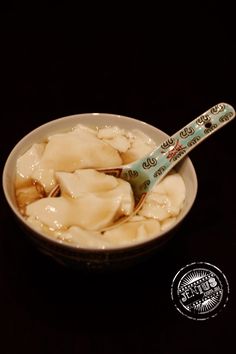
[1,16,235,354]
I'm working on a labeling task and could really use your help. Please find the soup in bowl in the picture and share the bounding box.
[2,113,198,270]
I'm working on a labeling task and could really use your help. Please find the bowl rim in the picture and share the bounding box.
[2,112,198,253]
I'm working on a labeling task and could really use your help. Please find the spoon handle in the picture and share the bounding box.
[124,102,235,202]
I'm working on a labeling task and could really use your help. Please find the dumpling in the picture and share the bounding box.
[26,170,134,231]
[138,173,186,221]
[56,169,119,196]
[56,170,134,216]
[121,129,156,163]
[26,194,122,231]
[16,143,46,187]
[103,218,161,246]
[39,129,122,171]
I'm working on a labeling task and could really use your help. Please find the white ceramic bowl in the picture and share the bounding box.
[2,113,198,270]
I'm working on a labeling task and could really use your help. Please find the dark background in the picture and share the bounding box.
[0,11,235,354]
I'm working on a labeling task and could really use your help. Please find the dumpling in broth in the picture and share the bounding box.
[39,129,122,171]
[26,170,134,231]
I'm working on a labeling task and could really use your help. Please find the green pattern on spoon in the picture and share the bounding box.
[102,103,235,210]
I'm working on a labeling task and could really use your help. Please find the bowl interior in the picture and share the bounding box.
[2,113,198,250]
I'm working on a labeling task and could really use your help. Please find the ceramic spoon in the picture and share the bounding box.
[99,102,235,229]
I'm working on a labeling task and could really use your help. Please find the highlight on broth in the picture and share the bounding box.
[15,124,186,249]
